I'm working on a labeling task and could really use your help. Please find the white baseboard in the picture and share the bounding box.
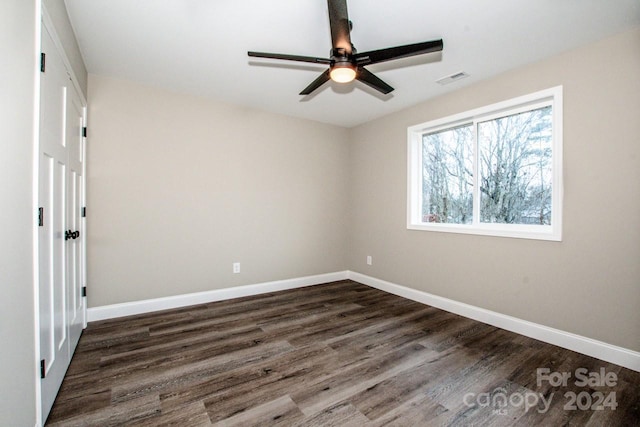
[348,271,640,372]
[87,271,349,322]
[87,269,639,372]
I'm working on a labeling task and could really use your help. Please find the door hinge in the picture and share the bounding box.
[82,207,86,218]
[40,359,46,379]
[82,286,87,297]
[40,53,46,73]
[38,207,44,227]
[82,127,87,138]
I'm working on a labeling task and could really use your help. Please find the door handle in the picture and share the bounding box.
[65,230,80,240]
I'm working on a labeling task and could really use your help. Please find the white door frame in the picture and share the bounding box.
[34,4,88,425]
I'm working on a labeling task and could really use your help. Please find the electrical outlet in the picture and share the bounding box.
[233,262,241,274]
[366,256,372,266]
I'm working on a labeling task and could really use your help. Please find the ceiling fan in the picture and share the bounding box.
[248,0,443,96]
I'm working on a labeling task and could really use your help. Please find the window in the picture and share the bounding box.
[408,87,562,241]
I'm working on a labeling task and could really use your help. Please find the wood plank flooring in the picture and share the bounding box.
[46,280,640,426]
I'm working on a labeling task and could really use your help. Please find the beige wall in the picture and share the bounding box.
[43,0,88,97]
[87,75,350,306]
[348,28,640,352]
[87,29,639,354]
[0,1,37,425]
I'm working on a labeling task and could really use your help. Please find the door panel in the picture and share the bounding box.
[53,160,66,350]
[38,154,54,365]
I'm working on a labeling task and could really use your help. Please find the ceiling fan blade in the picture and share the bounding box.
[356,67,394,94]
[327,0,352,53]
[300,69,331,95]
[355,39,443,65]
[248,51,331,65]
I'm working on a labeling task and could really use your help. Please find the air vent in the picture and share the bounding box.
[436,71,469,85]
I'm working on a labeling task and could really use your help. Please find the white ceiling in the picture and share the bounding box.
[64,0,640,128]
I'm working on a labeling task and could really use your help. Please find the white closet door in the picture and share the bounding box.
[38,23,86,422]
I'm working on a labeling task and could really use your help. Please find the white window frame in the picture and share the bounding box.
[407,86,563,241]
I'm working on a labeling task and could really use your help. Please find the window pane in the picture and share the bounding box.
[478,105,553,225]
[422,124,473,224]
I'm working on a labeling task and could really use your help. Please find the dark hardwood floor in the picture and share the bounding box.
[46,280,639,426]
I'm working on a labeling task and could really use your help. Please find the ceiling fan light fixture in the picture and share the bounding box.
[248,0,443,96]
[330,64,356,83]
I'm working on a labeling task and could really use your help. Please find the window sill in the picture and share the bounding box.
[407,222,562,241]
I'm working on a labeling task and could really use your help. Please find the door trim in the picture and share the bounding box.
[32,2,43,425]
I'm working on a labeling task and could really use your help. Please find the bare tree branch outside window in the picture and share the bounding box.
[478,106,552,225]
[422,106,553,226]
[423,124,473,224]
